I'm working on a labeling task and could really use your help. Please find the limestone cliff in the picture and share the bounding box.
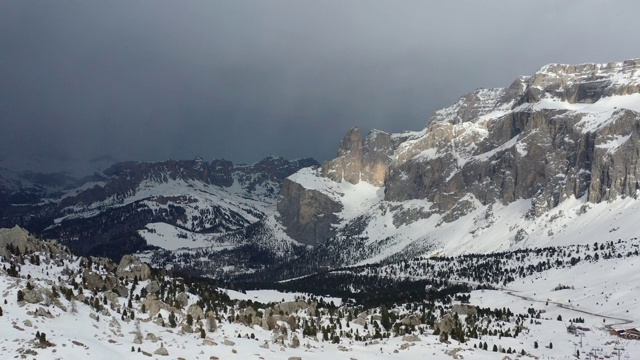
[278,58,640,246]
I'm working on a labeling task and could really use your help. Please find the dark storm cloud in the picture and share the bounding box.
[1,0,639,174]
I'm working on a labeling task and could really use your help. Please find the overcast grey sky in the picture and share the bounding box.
[1,1,639,174]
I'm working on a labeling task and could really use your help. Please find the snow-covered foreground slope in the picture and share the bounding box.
[2,226,639,359]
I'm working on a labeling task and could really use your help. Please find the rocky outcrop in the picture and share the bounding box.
[153,347,169,356]
[116,255,151,280]
[277,179,342,246]
[321,128,395,186]
[402,334,421,342]
[186,304,205,321]
[451,304,478,316]
[0,226,31,257]
[322,128,364,184]
[386,104,640,218]
[437,314,454,334]
[22,288,44,304]
[278,128,397,245]
[82,268,127,295]
[361,130,395,186]
[290,334,300,348]
[273,301,309,315]
[0,226,71,260]
[400,315,422,326]
[142,295,182,318]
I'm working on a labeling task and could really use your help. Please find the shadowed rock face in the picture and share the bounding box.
[276,179,342,246]
[278,58,640,245]
[276,128,397,245]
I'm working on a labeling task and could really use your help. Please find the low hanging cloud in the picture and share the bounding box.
[1,0,639,174]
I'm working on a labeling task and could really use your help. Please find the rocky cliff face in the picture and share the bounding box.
[275,128,399,245]
[386,59,640,215]
[278,58,640,248]
[321,128,399,187]
[277,179,342,246]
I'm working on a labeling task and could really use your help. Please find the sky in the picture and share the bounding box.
[1,0,640,175]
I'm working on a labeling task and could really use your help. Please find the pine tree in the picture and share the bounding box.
[169,311,177,328]
[380,305,392,331]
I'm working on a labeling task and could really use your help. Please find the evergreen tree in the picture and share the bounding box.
[169,311,177,328]
[380,305,392,331]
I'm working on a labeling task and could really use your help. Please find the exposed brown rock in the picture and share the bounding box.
[116,255,150,280]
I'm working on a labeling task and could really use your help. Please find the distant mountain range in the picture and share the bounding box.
[0,157,317,264]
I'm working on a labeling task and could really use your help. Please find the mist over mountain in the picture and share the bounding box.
[3,1,640,175]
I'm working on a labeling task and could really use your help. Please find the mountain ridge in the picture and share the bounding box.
[274,57,640,266]
[0,156,318,262]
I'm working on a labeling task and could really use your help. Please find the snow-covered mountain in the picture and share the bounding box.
[275,58,640,267]
[4,58,640,280]
[0,167,88,209]
[0,156,317,261]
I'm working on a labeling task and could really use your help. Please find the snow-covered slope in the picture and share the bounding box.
[3,226,639,359]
